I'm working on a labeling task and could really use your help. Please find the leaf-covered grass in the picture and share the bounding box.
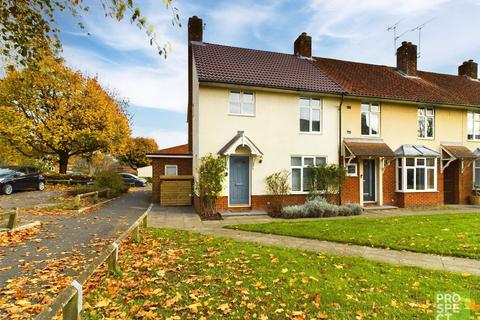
[227,213,480,259]
[83,228,479,319]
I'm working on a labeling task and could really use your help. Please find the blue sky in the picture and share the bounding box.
[58,0,480,149]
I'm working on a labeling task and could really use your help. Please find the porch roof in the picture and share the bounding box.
[218,131,263,156]
[344,138,395,158]
[441,144,478,159]
[395,145,440,157]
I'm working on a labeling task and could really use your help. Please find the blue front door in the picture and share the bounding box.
[229,156,250,205]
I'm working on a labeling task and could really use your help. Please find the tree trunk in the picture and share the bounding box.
[59,154,69,174]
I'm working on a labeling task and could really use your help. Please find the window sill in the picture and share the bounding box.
[227,113,256,117]
[467,139,480,142]
[360,134,381,138]
[298,131,323,135]
[417,137,435,140]
[395,190,438,193]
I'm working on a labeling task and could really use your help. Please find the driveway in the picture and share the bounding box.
[0,190,64,210]
[0,189,151,318]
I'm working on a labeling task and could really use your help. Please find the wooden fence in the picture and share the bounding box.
[73,189,110,209]
[0,208,18,229]
[160,175,193,206]
[35,203,153,320]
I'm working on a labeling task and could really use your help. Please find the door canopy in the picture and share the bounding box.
[218,131,263,157]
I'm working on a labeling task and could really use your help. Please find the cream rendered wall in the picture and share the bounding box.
[341,99,480,151]
[196,85,340,196]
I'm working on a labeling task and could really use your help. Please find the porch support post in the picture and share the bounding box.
[359,159,364,207]
[378,157,384,206]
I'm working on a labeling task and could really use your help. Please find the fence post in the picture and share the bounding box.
[94,191,99,203]
[107,243,119,273]
[74,195,81,209]
[63,281,82,320]
[106,189,111,198]
[6,208,18,229]
[142,215,148,228]
[132,224,140,243]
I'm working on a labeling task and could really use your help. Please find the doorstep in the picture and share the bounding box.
[363,205,398,211]
[220,210,269,217]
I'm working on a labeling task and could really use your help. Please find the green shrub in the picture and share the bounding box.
[195,154,227,218]
[272,197,363,219]
[94,171,128,195]
[265,170,290,213]
[310,164,347,204]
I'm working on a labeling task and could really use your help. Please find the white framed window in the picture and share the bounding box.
[467,111,480,140]
[299,97,322,133]
[417,106,435,139]
[164,165,178,176]
[229,91,255,116]
[396,157,436,192]
[474,160,480,189]
[291,156,326,192]
[346,164,357,176]
[361,103,380,136]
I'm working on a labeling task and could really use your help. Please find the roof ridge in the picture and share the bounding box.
[199,42,296,57]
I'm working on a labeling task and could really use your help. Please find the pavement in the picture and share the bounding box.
[0,189,151,289]
[148,205,480,276]
[0,190,64,211]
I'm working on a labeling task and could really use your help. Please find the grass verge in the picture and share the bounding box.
[83,228,479,319]
[226,213,480,259]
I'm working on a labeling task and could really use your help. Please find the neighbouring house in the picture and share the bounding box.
[137,166,152,178]
[147,144,192,203]
[150,15,480,211]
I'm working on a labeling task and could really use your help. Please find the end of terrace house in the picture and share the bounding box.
[148,15,480,212]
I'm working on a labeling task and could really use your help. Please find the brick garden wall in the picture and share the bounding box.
[151,157,193,202]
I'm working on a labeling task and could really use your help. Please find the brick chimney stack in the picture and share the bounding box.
[294,32,312,58]
[458,60,478,79]
[188,16,203,43]
[396,41,417,76]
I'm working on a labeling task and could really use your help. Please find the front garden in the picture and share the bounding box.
[227,213,480,259]
[83,228,479,319]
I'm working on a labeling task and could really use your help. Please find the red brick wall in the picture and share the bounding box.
[340,158,360,205]
[194,194,307,213]
[151,157,192,202]
[382,161,399,206]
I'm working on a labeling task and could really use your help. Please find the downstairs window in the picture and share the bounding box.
[396,157,436,192]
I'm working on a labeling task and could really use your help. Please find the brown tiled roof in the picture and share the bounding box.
[315,57,480,107]
[148,144,190,156]
[441,145,478,159]
[192,43,345,94]
[344,139,395,157]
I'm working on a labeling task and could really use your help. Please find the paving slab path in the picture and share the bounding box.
[0,189,151,290]
[149,205,480,276]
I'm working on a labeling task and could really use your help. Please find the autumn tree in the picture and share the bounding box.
[0,0,180,67]
[117,137,158,169]
[0,54,131,173]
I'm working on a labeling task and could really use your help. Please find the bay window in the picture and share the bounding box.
[467,111,480,140]
[299,97,322,133]
[474,160,480,188]
[396,157,436,192]
[361,103,380,136]
[291,156,326,192]
[417,107,435,138]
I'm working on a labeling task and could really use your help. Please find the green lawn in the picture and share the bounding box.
[83,228,479,319]
[227,213,480,259]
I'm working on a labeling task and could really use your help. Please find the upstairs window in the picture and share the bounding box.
[291,156,326,192]
[229,91,255,116]
[299,97,322,133]
[417,107,435,138]
[361,103,380,136]
[467,111,480,140]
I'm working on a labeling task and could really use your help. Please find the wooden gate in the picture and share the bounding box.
[160,175,193,206]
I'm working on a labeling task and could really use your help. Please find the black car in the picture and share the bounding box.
[118,173,147,187]
[0,166,45,195]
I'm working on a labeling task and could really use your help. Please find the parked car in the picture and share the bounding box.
[118,173,147,187]
[0,166,45,195]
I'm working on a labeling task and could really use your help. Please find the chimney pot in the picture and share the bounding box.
[188,16,203,42]
[396,41,417,76]
[458,60,478,79]
[294,32,312,58]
